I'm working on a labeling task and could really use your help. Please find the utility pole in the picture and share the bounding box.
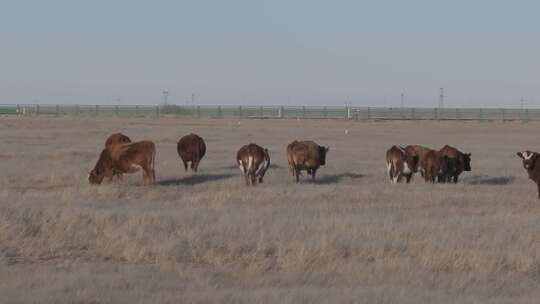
[191,93,195,106]
[401,93,404,108]
[439,88,444,108]
[162,89,169,105]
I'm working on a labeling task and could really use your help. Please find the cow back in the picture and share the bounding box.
[177,133,206,162]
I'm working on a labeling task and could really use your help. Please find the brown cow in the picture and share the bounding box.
[104,133,132,180]
[236,143,270,185]
[89,141,156,185]
[177,133,206,172]
[287,140,329,182]
[403,145,431,176]
[422,150,449,183]
[386,146,418,184]
[439,145,471,183]
[105,133,132,151]
[517,150,540,198]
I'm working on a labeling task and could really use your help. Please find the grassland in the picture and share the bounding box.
[1,116,540,303]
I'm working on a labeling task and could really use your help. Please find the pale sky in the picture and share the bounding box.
[1,0,539,107]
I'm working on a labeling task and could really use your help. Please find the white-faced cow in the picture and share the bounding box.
[386,145,418,184]
[287,140,329,182]
[517,150,540,198]
[89,141,156,185]
[236,143,270,186]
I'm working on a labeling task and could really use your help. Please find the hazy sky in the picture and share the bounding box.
[1,0,539,107]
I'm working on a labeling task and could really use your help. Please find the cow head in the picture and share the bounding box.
[319,146,330,166]
[517,151,538,170]
[88,149,113,185]
[88,167,105,184]
[463,153,472,171]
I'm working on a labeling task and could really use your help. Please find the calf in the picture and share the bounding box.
[287,140,329,182]
[386,145,418,184]
[422,150,449,183]
[89,141,156,185]
[517,150,540,198]
[236,143,270,185]
[439,145,472,183]
[177,133,206,172]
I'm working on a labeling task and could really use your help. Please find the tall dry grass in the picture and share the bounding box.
[1,117,540,303]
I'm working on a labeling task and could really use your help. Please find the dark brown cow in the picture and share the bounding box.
[517,150,540,198]
[287,140,329,182]
[422,150,449,183]
[386,146,418,184]
[439,145,471,183]
[236,143,270,185]
[404,145,431,176]
[177,133,206,172]
[105,133,132,151]
[89,141,156,185]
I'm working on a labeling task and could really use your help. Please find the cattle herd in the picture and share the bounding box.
[88,132,540,199]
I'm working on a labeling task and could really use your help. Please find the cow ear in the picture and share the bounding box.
[517,152,524,159]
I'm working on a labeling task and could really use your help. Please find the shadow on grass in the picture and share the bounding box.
[463,175,515,185]
[216,163,282,170]
[306,172,366,184]
[158,173,236,186]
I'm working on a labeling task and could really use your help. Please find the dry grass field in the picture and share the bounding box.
[1,116,540,303]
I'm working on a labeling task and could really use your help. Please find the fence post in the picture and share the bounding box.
[411,107,415,120]
[434,108,438,121]
[56,105,60,117]
[36,104,40,116]
[76,104,80,116]
[238,106,243,118]
[302,106,306,119]
[259,106,263,118]
[478,108,483,122]
[135,105,139,116]
[218,105,222,118]
[525,109,529,123]
[95,105,99,116]
[367,107,371,121]
[16,104,20,116]
[156,105,160,118]
[501,108,505,122]
[115,105,119,116]
[197,106,200,119]
[280,106,284,118]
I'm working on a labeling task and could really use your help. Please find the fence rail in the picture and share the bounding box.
[1,104,539,121]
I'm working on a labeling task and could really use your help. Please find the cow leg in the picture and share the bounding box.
[192,160,199,172]
[182,160,188,172]
[453,175,458,184]
[250,173,257,186]
[295,167,300,183]
[405,174,412,184]
[537,182,540,199]
[311,169,317,180]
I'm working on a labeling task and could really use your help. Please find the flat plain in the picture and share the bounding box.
[1,116,540,303]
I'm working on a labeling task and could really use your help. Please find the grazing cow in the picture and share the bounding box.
[404,145,431,176]
[105,133,132,151]
[177,133,206,172]
[517,150,540,198]
[104,133,132,180]
[236,143,270,185]
[89,141,156,185]
[422,150,449,183]
[287,140,329,182]
[439,145,472,183]
[386,145,418,184]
